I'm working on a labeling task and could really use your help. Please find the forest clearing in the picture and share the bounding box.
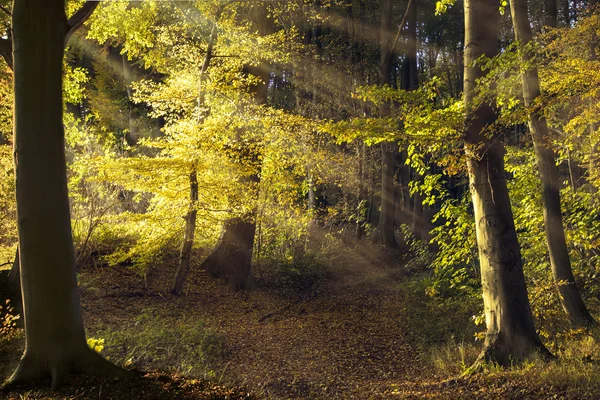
[3,0,600,398]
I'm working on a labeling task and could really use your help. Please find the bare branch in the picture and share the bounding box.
[391,0,414,53]
[0,4,11,17]
[65,1,99,43]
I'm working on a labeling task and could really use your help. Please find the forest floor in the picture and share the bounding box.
[3,238,600,399]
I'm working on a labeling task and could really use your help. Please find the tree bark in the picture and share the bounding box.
[171,171,198,295]
[200,5,272,289]
[201,218,256,291]
[6,0,128,389]
[510,0,597,328]
[377,0,398,248]
[356,142,367,239]
[463,0,551,366]
[402,0,424,240]
[7,248,22,319]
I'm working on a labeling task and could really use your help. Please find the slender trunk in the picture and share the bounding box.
[356,143,367,239]
[307,168,316,211]
[402,0,423,240]
[411,177,424,240]
[463,0,551,366]
[122,54,139,144]
[377,0,398,248]
[379,143,398,247]
[171,171,198,295]
[510,0,596,328]
[7,0,127,388]
[170,10,220,293]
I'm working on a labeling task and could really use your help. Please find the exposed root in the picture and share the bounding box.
[2,346,134,391]
[463,336,555,376]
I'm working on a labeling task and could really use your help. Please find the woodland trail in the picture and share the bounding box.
[81,241,427,399]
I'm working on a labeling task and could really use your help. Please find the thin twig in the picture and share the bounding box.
[390,0,414,53]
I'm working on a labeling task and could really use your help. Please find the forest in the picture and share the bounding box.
[2,0,600,398]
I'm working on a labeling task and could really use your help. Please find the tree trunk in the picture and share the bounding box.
[122,54,140,145]
[171,171,198,295]
[463,0,551,366]
[411,178,424,240]
[543,0,557,28]
[377,0,398,248]
[7,248,22,319]
[170,9,221,295]
[7,0,128,389]
[307,168,316,211]
[510,0,597,328]
[403,0,423,240]
[200,5,272,289]
[200,218,256,291]
[356,142,367,239]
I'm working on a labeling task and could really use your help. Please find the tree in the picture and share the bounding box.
[198,4,272,290]
[509,0,597,328]
[171,8,221,295]
[462,0,551,365]
[5,0,128,388]
[377,0,399,249]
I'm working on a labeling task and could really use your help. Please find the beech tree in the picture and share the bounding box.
[5,0,128,388]
[462,0,551,365]
[509,0,597,328]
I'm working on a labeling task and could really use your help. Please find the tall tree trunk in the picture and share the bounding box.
[510,0,597,328]
[7,0,128,389]
[377,0,398,248]
[170,10,221,295]
[463,0,551,366]
[199,5,272,290]
[171,171,198,295]
[402,0,424,240]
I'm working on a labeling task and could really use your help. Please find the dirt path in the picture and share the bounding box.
[76,243,426,399]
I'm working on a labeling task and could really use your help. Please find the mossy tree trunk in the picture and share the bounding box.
[463,0,552,366]
[6,0,129,389]
[510,0,597,328]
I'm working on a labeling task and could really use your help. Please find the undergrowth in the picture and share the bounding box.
[398,273,481,376]
[90,308,226,379]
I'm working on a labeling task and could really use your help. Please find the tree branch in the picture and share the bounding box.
[0,36,12,70]
[391,0,414,53]
[0,4,11,17]
[65,1,99,43]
